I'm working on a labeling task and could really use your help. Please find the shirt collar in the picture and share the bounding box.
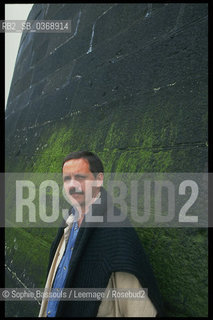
[64,191,101,241]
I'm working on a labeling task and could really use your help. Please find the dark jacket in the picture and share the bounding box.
[46,187,164,317]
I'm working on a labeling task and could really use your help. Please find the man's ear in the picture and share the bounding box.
[96,172,104,187]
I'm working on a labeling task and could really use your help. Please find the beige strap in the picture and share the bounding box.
[97,272,157,317]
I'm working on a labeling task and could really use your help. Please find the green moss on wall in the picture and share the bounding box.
[137,228,208,317]
[32,125,74,172]
[5,227,51,288]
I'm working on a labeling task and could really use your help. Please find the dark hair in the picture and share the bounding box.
[62,151,104,177]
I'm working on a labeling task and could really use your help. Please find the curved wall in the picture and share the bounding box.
[5,4,208,317]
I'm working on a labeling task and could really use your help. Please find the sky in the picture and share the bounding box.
[5,4,34,109]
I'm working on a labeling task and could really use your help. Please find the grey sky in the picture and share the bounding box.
[5,4,34,109]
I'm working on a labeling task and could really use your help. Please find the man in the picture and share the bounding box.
[39,151,163,317]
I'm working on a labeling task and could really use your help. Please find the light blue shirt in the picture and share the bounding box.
[46,215,79,317]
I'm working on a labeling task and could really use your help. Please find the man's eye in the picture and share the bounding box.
[76,176,85,180]
[63,176,70,181]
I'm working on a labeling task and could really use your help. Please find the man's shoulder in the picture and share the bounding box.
[90,225,143,254]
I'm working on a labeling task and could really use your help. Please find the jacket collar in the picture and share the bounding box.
[63,187,107,284]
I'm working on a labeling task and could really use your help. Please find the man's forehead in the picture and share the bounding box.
[63,158,91,174]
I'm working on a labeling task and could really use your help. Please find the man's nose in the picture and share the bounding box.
[67,178,82,191]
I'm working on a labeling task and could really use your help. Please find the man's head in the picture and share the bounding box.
[62,151,104,213]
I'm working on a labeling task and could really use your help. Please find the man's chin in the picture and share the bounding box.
[69,195,84,208]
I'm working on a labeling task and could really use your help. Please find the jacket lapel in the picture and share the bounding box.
[46,207,73,274]
[64,188,108,285]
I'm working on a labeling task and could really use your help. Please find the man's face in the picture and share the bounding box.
[63,158,103,211]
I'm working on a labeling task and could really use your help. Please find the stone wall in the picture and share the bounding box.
[5,4,208,316]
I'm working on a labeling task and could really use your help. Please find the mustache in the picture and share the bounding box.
[69,189,84,195]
